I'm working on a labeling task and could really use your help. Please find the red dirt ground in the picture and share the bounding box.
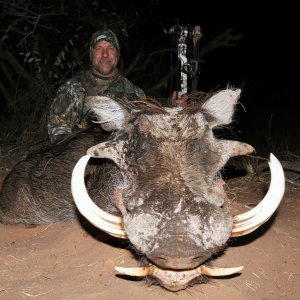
[0,159,299,300]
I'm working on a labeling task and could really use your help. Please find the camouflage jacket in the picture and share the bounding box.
[48,70,145,143]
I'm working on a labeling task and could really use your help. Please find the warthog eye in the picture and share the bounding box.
[135,139,152,162]
[189,139,203,152]
[141,140,151,152]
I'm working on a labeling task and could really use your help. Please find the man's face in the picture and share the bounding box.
[91,40,119,77]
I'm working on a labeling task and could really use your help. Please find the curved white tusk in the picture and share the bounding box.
[232,153,285,237]
[71,155,127,239]
[198,265,243,276]
[115,264,243,278]
[115,266,155,276]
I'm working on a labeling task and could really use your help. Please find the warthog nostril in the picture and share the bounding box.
[149,253,210,270]
[192,256,205,262]
[154,257,167,263]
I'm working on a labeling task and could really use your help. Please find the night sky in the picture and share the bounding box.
[148,2,298,99]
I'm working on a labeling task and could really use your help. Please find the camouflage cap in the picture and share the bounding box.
[89,29,120,54]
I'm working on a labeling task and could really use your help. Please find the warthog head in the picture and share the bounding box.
[71,89,285,291]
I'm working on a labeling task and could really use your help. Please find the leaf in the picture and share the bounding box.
[54,57,61,66]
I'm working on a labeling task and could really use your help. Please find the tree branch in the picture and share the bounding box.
[199,29,243,58]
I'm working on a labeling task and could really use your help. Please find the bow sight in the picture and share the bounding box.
[169,22,203,96]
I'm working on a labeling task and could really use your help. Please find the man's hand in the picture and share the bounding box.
[171,91,188,106]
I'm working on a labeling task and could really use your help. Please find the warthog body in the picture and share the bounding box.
[0,89,285,291]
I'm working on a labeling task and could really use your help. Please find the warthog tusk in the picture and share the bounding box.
[115,264,243,290]
[72,155,127,239]
[232,153,285,237]
[115,265,243,278]
[115,266,156,276]
[197,265,243,276]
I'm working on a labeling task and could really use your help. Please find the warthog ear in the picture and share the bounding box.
[85,96,130,131]
[202,89,241,128]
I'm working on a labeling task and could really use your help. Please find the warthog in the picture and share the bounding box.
[0,89,285,291]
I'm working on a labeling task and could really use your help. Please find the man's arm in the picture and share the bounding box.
[134,86,146,99]
[48,80,85,143]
